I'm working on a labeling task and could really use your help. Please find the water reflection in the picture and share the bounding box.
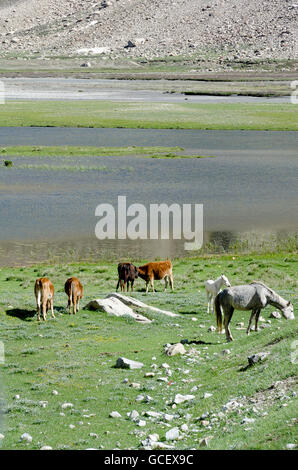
[0,230,296,266]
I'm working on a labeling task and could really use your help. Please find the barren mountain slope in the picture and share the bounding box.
[0,0,297,61]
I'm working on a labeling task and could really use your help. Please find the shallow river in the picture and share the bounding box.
[0,128,297,265]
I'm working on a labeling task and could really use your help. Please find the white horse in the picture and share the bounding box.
[205,274,231,314]
[215,281,294,342]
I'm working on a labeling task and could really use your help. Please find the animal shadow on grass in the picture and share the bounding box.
[6,308,36,321]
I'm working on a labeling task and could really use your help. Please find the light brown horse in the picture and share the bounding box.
[34,277,55,321]
[64,277,83,315]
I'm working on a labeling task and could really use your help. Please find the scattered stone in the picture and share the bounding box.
[136,419,146,427]
[163,413,175,422]
[248,352,270,366]
[181,423,189,432]
[80,62,91,67]
[127,410,139,421]
[61,403,74,409]
[165,427,180,441]
[69,424,75,429]
[270,311,282,319]
[161,363,170,369]
[20,433,32,443]
[201,420,210,427]
[84,297,151,323]
[286,443,296,449]
[115,357,144,369]
[222,400,242,412]
[129,382,141,389]
[144,411,161,419]
[204,392,213,399]
[109,411,122,418]
[221,349,231,355]
[40,445,53,450]
[106,293,178,317]
[52,390,58,396]
[241,417,255,425]
[199,436,212,447]
[208,326,216,332]
[0,433,4,440]
[144,372,155,378]
[165,343,186,356]
[77,47,110,55]
[174,393,195,404]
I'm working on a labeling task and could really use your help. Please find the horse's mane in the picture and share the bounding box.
[250,281,275,295]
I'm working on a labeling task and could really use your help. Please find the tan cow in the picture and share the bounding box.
[137,260,173,293]
[34,277,55,321]
[64,277,83,315]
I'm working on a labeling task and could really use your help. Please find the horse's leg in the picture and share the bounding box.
[254,309,261,332]
[224,306,234,342]
[211,293,216,314]
[206,291,210,313]
[246,310,257,335]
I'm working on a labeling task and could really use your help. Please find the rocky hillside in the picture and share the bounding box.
[0,0,297,62]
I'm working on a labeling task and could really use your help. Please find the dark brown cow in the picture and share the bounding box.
[64,277,83,315]
[34,277,55,321]
[116,263,138,292]
[137,260,173,293]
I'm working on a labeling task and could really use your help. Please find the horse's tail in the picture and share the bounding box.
[214,293,223,332]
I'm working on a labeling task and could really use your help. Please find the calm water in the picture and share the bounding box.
[0,128,297,265]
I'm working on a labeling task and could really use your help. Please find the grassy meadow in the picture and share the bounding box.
[0,253,297,450]
[0,100,297,130]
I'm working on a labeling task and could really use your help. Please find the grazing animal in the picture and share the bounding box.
[116,262,138,292]
[205,274,231,314]
[137,260,173,293]
[34,277,55,321]
[215,281,294,342]
[64,277,83,315]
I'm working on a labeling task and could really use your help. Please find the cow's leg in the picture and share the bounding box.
[169,273,174,291]
[164,275,168,292]
[131,280,134,292]
[224,306,234,342]
[146,281,149,294]
[77,297,80,313]
[247,310,257,335]
[69,295,72,315]
[150,277,155,293]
